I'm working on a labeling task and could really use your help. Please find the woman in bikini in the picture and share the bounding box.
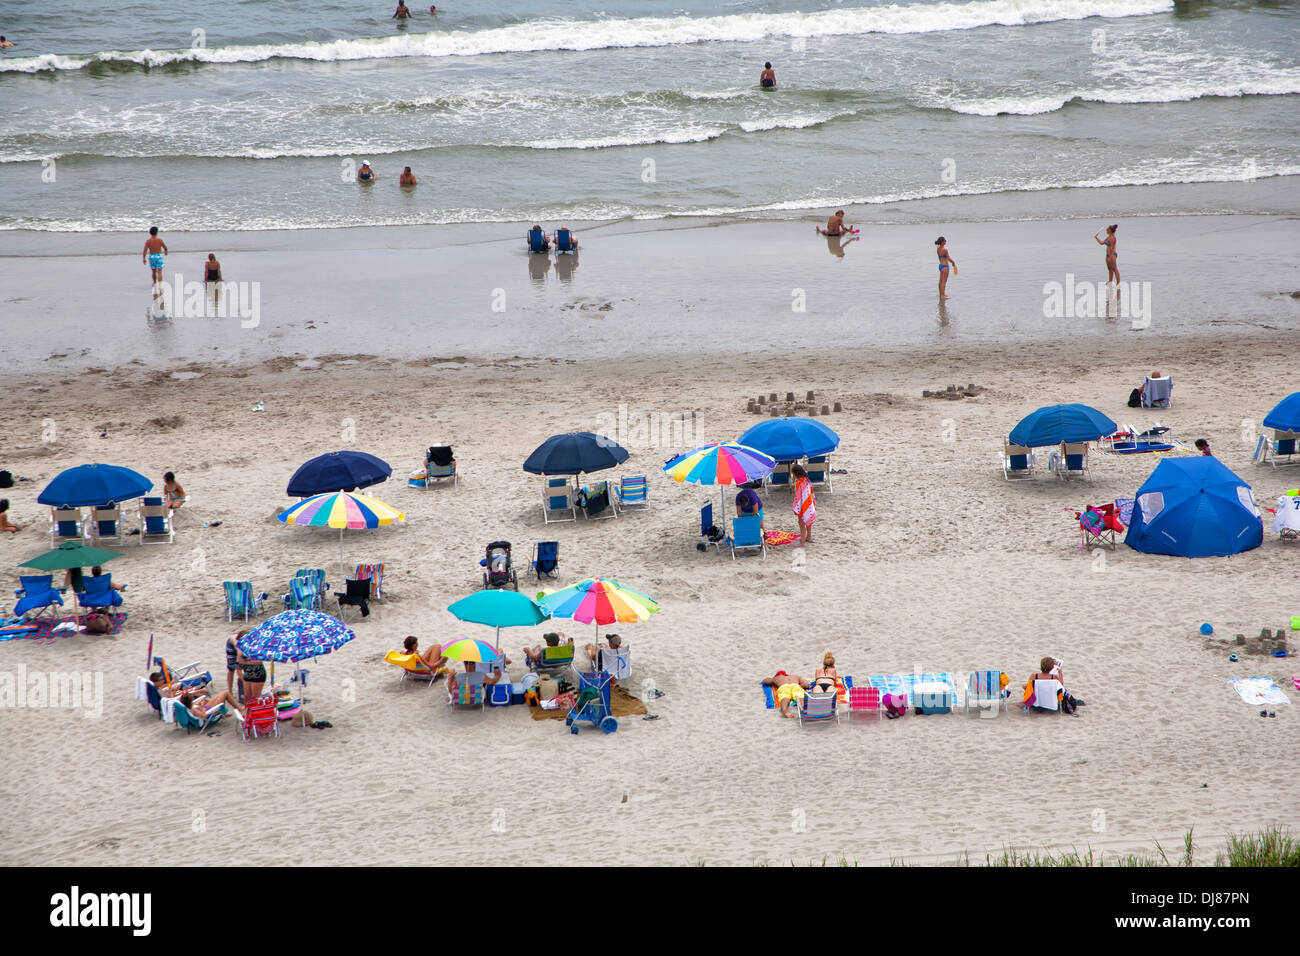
[812,652,838,694]
[403,635,447,675]
[935,236,956,300]
[163,471,186,510]
[238,649,267,701]
[1094,224,1119,284]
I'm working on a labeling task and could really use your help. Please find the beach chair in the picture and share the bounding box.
[530,643,575,675]
[138,497,174,544]
[530,541,559,580]
[77,573,123,616]
[579,480,617,520]
[1141,375,1172,408]
[144,680,164,719]
[448,671,486,710]
[554,228,577,254]
[1054,442,1090,481]
[965,670,1009,715]
[222,581,267,622]
[806,455,832,492]
[727,514,766,560]
[599,644,631,680]
[282,576,317,611]
[89,505,123,544]
[1271,494,1300,540]
[1002,438,1036,480]
[384,650,442,687]
[354,563,384,601]
[765,462,793,490]
[846,682,884,720]
[292,568,330,609]
[13,575,65,621]
[542,477,576,524]
[616,475,649,513]
[1024,678,1063,713]
[49,507,85,546]
[424,446,458,487]
[700,500,724,551]
[335,578,371,622]
[236,695,281,741]
[1254,431,1299,468]
[174,702,230,735]
[526,227,550,253]
[797,692,840,727]
[153,657,213,693]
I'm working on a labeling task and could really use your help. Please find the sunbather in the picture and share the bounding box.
[812,652,839,693]
[524,631,571,668]
[585,632,622,667]
[761,671,811,718]
[150,672,186,699]
[178,690,243,720]
[403,635,447,674]
[0,498,21,533]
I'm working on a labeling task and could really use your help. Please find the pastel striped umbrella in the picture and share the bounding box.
[539,578,660,640]
[662,441,776,515]
[440,638,502,663]
[277,491,405,578]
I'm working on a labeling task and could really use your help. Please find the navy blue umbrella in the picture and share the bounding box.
[737,417,840,461]
[1262,392,1300,433]
[38,464,153,508]
[523,432,629,476]
[286,451,392,497]
[1008,404,1118,448]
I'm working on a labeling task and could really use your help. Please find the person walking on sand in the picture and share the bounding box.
[143,226,167,287]
[760,62,776,89]
[935,235,956,300]
[1094,224,1119,285]
[791,463,816,546]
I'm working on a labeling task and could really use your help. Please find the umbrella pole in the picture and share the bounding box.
[339,527,346,587]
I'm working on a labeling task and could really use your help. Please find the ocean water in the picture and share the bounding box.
[1,0,1297,233]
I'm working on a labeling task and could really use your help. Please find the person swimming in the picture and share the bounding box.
[760,62,776,89]
[357,161,375,182]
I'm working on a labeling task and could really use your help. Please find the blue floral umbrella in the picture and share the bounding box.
[238,609,356,705]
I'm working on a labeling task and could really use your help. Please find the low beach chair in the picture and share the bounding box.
[223,581,267,622]
[806,455,832,492]
[1002,438,1036,480]
[335,578,371,622]
[1054,442,1090,481]
[580,480,617,520]
[599,644,631,680]
[292,568,330,609]
[89,505,123,544]
[797,692,840,727]
[846,681,884,720]
[77,574,123,617]
[138,497,174,544]
[448,671,486,710]
[174,702,230,735]
[1254,431,1299,468]
[236,695,281,741]
[765,462,793,490]
[49,507,85,546]
[526,227,550,253]
[144,680,164,719]
[1141,375,1172,408]
[965,670,1009,715]
[282,576,316,611]
[554,228,577,253]
[699,500,725,551]
[13,575,65,621]
[616,475,649,512]
[530,643,575,675]
[354,563,384,601]
[727,514,766,560]
[530,540,559,580]
[153,657,213,693]
[1024,678,1063,713]
[384,650,442,687]
[542,477,576,524]
[424,446,458,487]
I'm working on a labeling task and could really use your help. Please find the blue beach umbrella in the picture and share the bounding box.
[238,609,356,705]
[38,464,153,508]
[1262,392,1300,433]
[523,432,629,476]
[737,417,840,461]
[287,451,392,497]
[1124,457,1263,558]
[447,589,551,649]
[1008,404,1118,448]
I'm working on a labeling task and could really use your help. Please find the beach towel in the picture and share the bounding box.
[8,614,128,641]
[1227,678,1291,708]
[763,530,801,546]
[134,675,149,702]
[865,672,961,700]
[760,683,776,709]
[160,697,179,724]
[793,477,816,525]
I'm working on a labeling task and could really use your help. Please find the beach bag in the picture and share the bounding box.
[1060,691,1078,715]
[0,470,12,488]
[1127,388,1142,408]
[883,692,908,718]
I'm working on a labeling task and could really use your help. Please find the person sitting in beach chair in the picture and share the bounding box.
[1139,371,1172,408]
[424,446,457,487]
[554,227,578,253]
[584,633,624,670]
[524,631,573,670]
[526,225,550,253]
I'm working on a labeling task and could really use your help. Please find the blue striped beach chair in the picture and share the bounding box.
[965,669,1009,714]
[797,691,839,727]
[616,475,649,512]
[223,581,267,622]
[355,563,384,601]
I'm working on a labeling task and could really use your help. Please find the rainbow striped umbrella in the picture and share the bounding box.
[440,638,501,663]
[662,441,776,515]
[539,578,659,640]
[277,491,405,578]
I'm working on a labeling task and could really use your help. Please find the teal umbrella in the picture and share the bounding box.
[20,540,124,571]
[447,589,551,649]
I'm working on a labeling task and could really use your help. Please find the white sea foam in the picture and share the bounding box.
[0,0,1175,72]
[947,72,1300,115]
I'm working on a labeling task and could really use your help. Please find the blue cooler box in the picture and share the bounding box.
[912,681,953,715]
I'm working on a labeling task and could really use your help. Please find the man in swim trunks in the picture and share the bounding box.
[761,671,811,717]
[760,62,776,89]
[393,1,411,18]
[143,226,167,287]
[820,210,851,236]
[399,166,417,186]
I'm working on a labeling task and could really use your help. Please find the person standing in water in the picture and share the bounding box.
[760,62,776,89]
[143,226,167,288]
[357,161,375,183]
[935,236,956,300]
[1094,224,1119,285]
[399,166,417,186]
[393,1,411,18]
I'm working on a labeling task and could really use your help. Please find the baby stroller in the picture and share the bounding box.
[481,540,518,590]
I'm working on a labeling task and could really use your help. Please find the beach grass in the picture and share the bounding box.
[1216,827,1300,867]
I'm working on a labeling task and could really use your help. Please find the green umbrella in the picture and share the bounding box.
[19,540,124,571]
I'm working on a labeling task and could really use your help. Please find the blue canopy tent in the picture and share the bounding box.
[1262,392,1300,433]
[736,417,840,461]
[38,464,153,508]
[287,451,392,497]
[1008,404,1117,448]
[1125,457,1263,558]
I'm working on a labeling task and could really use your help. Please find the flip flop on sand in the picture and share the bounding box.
[642,714,660,721]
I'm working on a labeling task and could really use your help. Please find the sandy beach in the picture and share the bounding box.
[1,301,1297,866]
